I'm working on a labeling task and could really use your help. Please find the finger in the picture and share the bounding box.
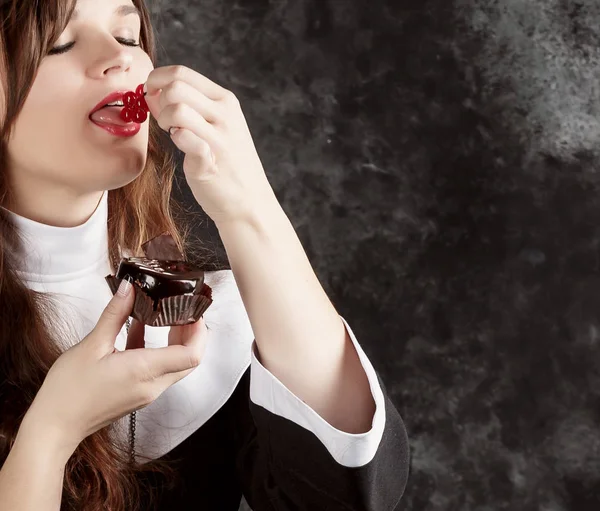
[156,103,220,148]
[172,131,218,180]
[145,65,228,102]
[94,278,136,348]
[143,84,219,129]
[141,343,205,381]
[154,80,220,124]
[126,317,145,350]
[168,316,207,347]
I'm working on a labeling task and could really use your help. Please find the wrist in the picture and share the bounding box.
[20,409,79,466]
[214,194,285,234]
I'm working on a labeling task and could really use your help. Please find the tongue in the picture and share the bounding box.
[90,106,129,126]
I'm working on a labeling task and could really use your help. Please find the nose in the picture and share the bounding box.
[88,35,133,77]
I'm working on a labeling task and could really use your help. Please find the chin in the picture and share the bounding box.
[104,164,146,190]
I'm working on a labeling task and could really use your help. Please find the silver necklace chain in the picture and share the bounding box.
[111,252,136,466]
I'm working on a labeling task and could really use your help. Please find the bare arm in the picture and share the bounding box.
[0,413,75,510]
[216,200,376,434]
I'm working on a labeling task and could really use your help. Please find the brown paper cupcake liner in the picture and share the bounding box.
[105,276,213,327]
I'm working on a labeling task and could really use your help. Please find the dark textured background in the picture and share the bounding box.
[151,0,600,509]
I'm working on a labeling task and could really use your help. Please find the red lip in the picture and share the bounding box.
[89,90,129,116]
[90,121,142,138]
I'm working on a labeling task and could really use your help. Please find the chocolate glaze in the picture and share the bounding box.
[105,231,213,326]
[115,257,206,301]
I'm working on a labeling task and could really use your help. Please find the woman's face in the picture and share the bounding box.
[3,0,153,206]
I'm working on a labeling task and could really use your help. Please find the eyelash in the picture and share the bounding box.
[48,38,140,56]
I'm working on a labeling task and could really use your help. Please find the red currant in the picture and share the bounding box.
[120,84,150,123]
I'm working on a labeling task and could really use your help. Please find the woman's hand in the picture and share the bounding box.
[143,65,279,225]
[26,280,208,456]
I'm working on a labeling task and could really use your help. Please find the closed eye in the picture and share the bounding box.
[48,38,141,56]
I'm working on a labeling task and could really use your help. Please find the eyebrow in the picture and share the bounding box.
[70,5,141,21]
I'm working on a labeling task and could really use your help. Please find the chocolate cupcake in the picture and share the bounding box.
[105,232,213,326]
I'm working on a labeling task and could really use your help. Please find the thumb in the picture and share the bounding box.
[95,275,136,345]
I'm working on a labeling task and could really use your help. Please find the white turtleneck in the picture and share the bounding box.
[3,190,386,468]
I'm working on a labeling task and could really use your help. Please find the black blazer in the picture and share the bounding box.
[137,366,410,510]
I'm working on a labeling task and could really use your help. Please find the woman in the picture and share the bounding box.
[0,0,409,510]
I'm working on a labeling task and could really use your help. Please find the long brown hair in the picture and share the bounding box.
[0,1,202,509]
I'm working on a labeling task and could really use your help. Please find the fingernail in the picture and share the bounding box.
[117,275,133,297]
[143,82,147,95]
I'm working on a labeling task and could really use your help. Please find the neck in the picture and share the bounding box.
[3,182,105,228]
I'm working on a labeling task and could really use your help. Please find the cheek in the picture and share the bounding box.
[7,106,83,186]
[9,79,78,158]
[27,62,75,110]
[14,67,79,148]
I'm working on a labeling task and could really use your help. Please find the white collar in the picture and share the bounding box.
[2,190,109,280]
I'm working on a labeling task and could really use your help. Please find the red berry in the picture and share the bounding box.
[133,109,147,123]
[120,85,150,123]
[120,107,132,123]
